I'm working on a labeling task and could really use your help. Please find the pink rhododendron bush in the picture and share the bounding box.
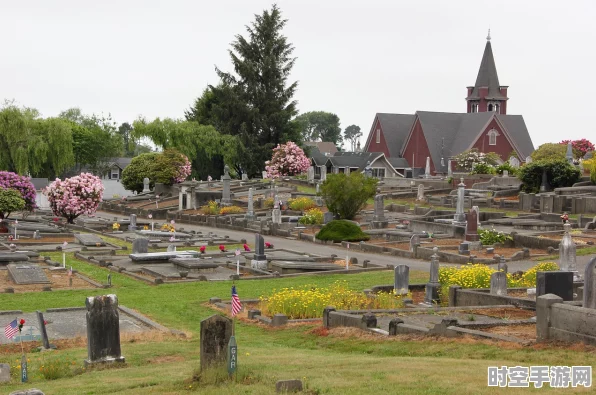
[0,171,37,216]
[560,139,595,159]
[44,172,104,223]
[265,141,310,178]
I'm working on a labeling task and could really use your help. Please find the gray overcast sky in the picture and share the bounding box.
[2,0,595,149]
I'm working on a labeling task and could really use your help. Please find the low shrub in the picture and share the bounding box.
[478,228,512,245]
[495,162,519,176]
[518,159,581,193]
[470,163,496,175]
[263,197,274,209]
[259,281,406,319]
[320,172,377,219]
[315,220,370,242]
[590,160,596,184]
[288,197,316,211]
[299,208,323,225]
[219,206,244,215]
[200,201,219,215]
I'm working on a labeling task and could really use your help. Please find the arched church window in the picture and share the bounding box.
[488,104,493,112]
[488,129,499,145]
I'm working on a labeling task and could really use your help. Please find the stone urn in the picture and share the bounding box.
[179,270,189,278]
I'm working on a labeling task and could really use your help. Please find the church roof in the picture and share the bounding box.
[370,113,416,157]
[467,39,508,101]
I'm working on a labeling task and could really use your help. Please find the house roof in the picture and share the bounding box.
[304,141,338,155]
[325,152,383,171]
[467,39,508,101]
[107,157,133,169]
[401,111,534,172]
[309,147,330,166]
[374,113,416,157]
[387,157,410,169]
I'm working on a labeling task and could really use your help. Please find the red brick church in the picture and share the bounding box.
[363,33,535,176]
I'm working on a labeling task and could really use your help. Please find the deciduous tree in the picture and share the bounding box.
[295,112,342,145]
[343,125,362,152]
[265,142,311,178]
[0,187,25,220]
[44,172,104,224]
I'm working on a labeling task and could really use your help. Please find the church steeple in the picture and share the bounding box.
[466,31,508,114]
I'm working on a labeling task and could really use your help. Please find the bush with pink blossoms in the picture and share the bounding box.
[560,139,595,159]
[265,142,311,179]
[0,171,37,216]
[44,172,104,224]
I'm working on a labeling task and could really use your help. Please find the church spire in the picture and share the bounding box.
[466,32,508,114]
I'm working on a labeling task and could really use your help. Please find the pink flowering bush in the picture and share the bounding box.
[44,172,104,224]
[0,171,37,215]
[560,139,595,159]
[265,142,311,178]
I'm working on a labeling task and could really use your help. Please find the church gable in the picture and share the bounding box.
[364,116,390,158]
[470,117,515,161]
[401,117,435,173]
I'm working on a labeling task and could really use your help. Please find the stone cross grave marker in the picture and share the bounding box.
[394,265,409,296]
[490,272,507,295]
[128,214,137,231]
[7,264,50,285]
[424,247,441,305]
[132,238,149,254]
[417,184,425,201]
[75,233,106,247]
[509,157,520,168]
[142,177,150,193]
[465,209,479,242]
[85,295,125,365]
[200,314,232,371]
[583,257,596,309]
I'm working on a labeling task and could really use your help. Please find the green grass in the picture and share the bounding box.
[296,185,316,194]
[1,245,595,394]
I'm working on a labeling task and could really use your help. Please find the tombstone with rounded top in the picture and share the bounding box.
[200,314,232,371]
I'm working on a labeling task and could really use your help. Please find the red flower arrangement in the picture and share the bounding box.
[18,318,25,332]
[199,246,206,253]
[219,245,226,252]
[243,244,250,251]
[560,213,569,224]
[265,242,273,249]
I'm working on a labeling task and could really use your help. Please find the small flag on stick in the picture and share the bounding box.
[4,319,18,339]
[231,285,242,316]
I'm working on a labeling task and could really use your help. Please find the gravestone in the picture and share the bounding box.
[458,242,469,255]
[424,157,431,178]
[447,160,453,177]
[559,223,577,275]
[525,156,532,164]
[315,182,320,194]
[509,157,520,168]
[453,178,466,225]
[0,253,29,263]
[465,209,479,242]
[167,244,176,252]
[241,173,248,181]
[536,271,573,301]
[36,311,50,349]
[424,247,440,305]
[142,177,150,193]
[502,170,509,177]
[416,184,425,201]
[33,230,41,239]
[0,363,9,383]
[490,272,507,295]
[74,233,106,247]
[373,194,384,220]
[200,314,232,371]
[323,212,334,224]
[498,256,508,274]
[271,208,282,224]
[262,171,268,179]
[128,214,137,231]
[471,206,480,227]
[307,166,315,182]
[7,264,50,285]
[245,187,255,220]
[539,169,551,192]
[409,234,420,252]
[132,238,149,254]
[85,295,125,365]
[582,257,596,309]
[566,141,574,163]
[221,165,231,204]
[320,165,327,181]
[394,265,409,296]
[251,233,267,270]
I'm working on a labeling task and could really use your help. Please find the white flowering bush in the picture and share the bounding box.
[453,149,500,172]
[265,141,311,178]
[44,172,104,224]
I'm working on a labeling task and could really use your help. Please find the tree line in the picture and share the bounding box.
[1,5,362,181]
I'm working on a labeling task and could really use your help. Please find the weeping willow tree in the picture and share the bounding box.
[132,118,244,179]
[0,104,75,178]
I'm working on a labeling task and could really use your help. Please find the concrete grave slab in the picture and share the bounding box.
[74,234,106,247]
[7,263,51,285]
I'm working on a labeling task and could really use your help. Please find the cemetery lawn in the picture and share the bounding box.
[1,254,596,394]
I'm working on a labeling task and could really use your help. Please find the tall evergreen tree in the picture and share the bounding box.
[205,4,300,177]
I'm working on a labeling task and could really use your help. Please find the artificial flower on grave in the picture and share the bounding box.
[143,225,149,230]
[112,223,120,231]
[219,245,226,252]
[265,242,274,249]
[560,213,569,223]
[200,246,206,253]
[243,244,250,251]
[18,318,25,332]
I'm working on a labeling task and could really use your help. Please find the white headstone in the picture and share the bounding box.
[307,166,315,182]
[416,184,425,201]
[262,171,268,179]
[525,156,532,164]
[424,157,431,178]
[471,205,480,227]
[509,157,520,168]
[447,160,453,177]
